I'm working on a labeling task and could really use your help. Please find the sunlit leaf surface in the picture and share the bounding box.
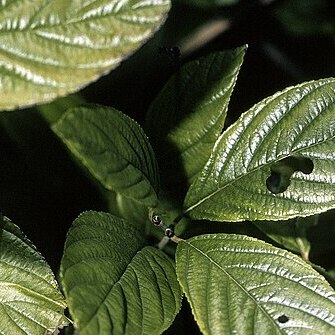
[61,211,182,335]
[176,233,335,335]
[184,78,335,221]
[0,216,68,335]
[0,0,170,111]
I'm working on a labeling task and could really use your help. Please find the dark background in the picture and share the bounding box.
[0,0,334,333]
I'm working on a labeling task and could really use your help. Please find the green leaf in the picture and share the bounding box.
[184,78,335,221]
[0,0,170,111]
[311,264,335,290]
[0,215,68,335]
[38,93,86,124]
[176,233,335,335]
[61,211,182,335]
[116,193,149,228]
[255,216,316,260]
[53,105,159,207]
[146,47,246,195]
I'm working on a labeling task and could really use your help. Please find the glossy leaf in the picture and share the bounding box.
[176,233,335,335]
[0,0,170,111]
[61,211,182,335]
[184,78,335,221]
[146,47,246,194]
[53,106,159,207]
[0,215,68,335]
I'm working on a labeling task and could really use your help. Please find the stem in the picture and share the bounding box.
[157,236,170,249]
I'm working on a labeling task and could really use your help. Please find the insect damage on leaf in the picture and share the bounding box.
[266,156,314,194]
[277,314,290,323]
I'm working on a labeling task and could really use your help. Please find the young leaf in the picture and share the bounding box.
[0,0,170,111]
[61,211,182,335]
[176,234,335,335]
[184,78,335,221]
[53,106,159,207]
[146,47,246,195]
[0,215,68,335]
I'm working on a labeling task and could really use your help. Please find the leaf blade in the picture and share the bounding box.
[61,211,182,335]
[0,216,68,335]
[146,47,246,196]
[53,105,159,207]
[176,233,335,335]
[0,0,170,111]
[184,77,335,221]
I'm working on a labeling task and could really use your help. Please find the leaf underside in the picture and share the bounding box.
[184,78,335,222]
[0,0,170,111]
[0,216,68,335]
[176,234,335,335]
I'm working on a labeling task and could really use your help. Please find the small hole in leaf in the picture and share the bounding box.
[266,156,314,194]
[266,171,290,194]
[277,314,289,323]
[299,158,314,174]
